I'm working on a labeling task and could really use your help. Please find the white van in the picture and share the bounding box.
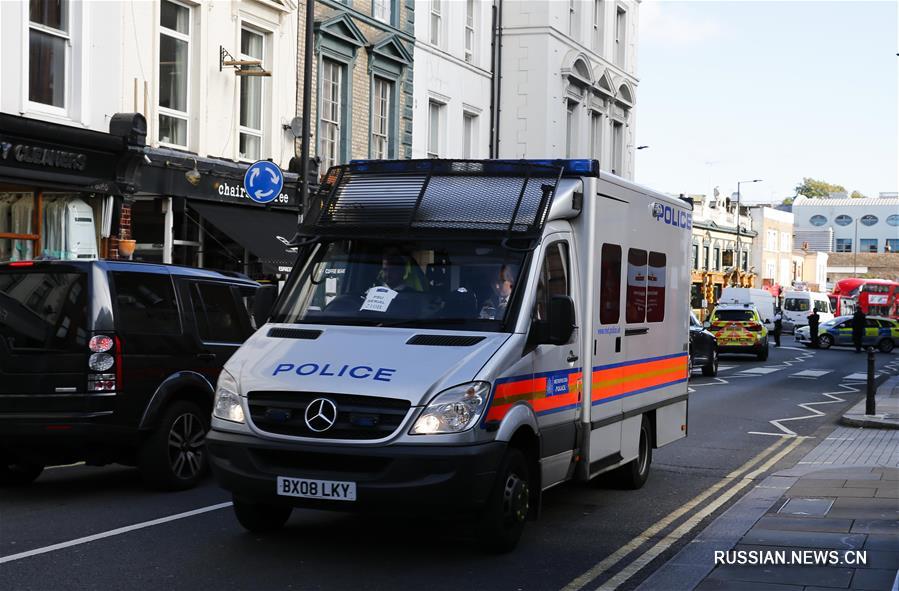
[206,159,692,551]
[719,287,776,329]
[782,290,833,332]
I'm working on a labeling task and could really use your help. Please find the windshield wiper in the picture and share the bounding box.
[375,318,480,328]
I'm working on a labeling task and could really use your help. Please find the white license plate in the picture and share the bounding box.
[276,476,356,501]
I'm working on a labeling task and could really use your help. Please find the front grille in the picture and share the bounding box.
[406,334,485,347]
[247,391,410,440]
[267,327,322,340]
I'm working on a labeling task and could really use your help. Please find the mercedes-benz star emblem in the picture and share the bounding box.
[304,398,338,432]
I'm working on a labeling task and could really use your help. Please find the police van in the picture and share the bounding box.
[207,159,692,551]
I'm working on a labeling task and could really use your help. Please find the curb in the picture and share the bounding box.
[839,374,899,430]
[839,414,899,429]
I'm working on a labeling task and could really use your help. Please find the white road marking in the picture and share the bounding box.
[594,437,804,591]
[46,462,86,470]
[779,346,810,352]
[790,369,832,378]
[740,367,783,375]
[0,502,233,565]
[716,365,737,372]
[748,380,859,437]
[843,372,880,381]
[561,438,791,591]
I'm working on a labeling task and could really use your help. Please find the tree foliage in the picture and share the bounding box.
[850,190,867,199]
[794,177,847,198]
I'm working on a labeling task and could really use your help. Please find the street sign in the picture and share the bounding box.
[244,160,284,204]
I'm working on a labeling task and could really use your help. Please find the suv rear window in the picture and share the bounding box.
[112,272,181,334]
[0,270,88,351]
[715,309,755,322]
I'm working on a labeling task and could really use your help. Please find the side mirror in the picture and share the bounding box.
[547,295,576,345]
[703,321,711,328]
[252,284,279,327]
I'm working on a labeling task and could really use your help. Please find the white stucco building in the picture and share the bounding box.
[749,206,795,291]
[412,0,493,158]
[792,195,899,254]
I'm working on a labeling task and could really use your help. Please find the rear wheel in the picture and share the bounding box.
[701,348,719,377]
[139,400,209,491]
[612,416,652,490]
[818,334,834,350]
[477,447,531,553]
[878,339,895,353]
[233,498,292,533]
[756,339,769,361]
[0,461,44,486]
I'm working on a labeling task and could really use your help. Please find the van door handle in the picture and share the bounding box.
[567,351,579,363]
[625,327,649,336]
[197,352,216,362]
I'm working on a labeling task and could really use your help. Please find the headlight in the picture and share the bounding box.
[213,369,245,423]
[410,382,490,435]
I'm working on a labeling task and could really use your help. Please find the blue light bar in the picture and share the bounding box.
[348,159,599,178]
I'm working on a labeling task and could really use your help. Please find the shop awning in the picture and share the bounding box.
[190,201,299,274]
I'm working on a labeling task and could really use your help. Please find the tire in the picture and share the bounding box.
[701,348,719,377]
[0,461,44,486]
[138,400,209,491]
[818,334,834,350]
[233,498,292,533]
[477,447,531,553]
[878,339,895,353]
[756,340,769,361]
[612,416,652,490]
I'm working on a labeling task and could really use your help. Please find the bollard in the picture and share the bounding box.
[866,347,876,415]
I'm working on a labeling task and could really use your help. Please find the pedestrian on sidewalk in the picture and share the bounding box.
[772,308,782,347]
[851,308,866,352]
[808,309,820,348]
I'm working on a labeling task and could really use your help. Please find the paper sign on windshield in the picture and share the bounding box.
[360,286,398,312]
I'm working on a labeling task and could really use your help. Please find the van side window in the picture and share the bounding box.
[814,300,829,313]
[112,272,180,335]
[646,252,666,322]
[625,248,647,323]
[599,243,621,324]
[535,242,570,321]
[192,283,246,343]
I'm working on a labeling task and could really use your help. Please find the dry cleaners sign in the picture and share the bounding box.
[0,140,88,171]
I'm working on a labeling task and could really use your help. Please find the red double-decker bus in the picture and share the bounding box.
[829,278,899,318]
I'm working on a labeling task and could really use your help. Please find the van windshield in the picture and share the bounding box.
[784,298,810,312]
[0,270,88,351]
[271,239,528,331]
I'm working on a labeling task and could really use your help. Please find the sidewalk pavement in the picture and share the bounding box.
[841,376,899,430]
[637,378,899,591]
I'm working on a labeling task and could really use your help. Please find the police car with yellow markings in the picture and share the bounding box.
[706,303,770,361]
[206,159,692,552]
[795,315,898,353]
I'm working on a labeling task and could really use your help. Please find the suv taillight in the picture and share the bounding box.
[88,334,121,392]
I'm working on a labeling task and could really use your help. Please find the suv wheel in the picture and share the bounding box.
[233,498,293,533]
[0,461,44,486]
[702,348,719,377]
[139,400,208,491]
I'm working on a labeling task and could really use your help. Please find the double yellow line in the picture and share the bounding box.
[561,436,803,591]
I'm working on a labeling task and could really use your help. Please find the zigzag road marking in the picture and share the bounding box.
[748,380,859,438]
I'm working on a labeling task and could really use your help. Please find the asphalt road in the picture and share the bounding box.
[2,338,896,591]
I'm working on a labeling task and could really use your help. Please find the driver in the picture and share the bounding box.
[479,265,514,320]
[379,254,412,292]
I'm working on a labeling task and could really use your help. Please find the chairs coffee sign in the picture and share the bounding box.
[244,160,285,204]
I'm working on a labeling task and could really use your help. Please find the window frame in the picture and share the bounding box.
[589,110,603,161]
[614,5,627,69]
[599,243,622,324]
[625,247,648,324]
[593,0,604,52]
[370,76,393,159]
[319,57,347,171]
[27,0,71,113]
[464,0,475,63]
[534,240,572,324]
[462,111,477,159]
[611,119,624,175]
[238,24,267,162]
[429,0,442,46]
[372,0,392,25]
[158,0,193,149]
[835,238,852,253]
[427,99,444,158]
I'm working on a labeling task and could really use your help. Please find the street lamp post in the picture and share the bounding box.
[734,179,762,286]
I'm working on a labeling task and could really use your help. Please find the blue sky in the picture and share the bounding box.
[633,0,898,203]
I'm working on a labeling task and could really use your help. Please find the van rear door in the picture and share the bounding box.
[0,265,89,412]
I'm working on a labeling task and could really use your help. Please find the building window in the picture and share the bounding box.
[886,214,899,227]
[371,77,391,159]
[593,0,604,52]
[427,100,442,157]
[692,244,699,270]
[703,245,710,270]
[430,0,442,46]
[834,214,852,226]
[589,111,602,161]
[373,0,391,24]
[611,120,623,175]
[722,249,734,267]
[615,6,626,68]
[765,229,777,250]
[565,101,578,158]
[158,0,191,147]
[462,112,477,158]
[741,251,748,271]
[780,231,791,252]
[29,0,69,108]
[765,262,776,280]
[569,0,577,38]
[320,59,344,171]
[859,238,877,253]
[860,214,878,226]
[713,247,720,270]
[239,27,265,161]
[464,0,475,63]
[809,214,827,226]
[886,238,899,253]
[835,238,852,252]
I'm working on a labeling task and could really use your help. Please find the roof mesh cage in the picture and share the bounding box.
[301,159,564,238]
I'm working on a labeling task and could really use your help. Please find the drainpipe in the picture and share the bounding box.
[489,0,503,158]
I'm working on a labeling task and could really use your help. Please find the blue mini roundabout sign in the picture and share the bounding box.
[244,160,285,204]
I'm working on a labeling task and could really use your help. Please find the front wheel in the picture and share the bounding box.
[612,415,652,490]
[477,447,531,553]
[878,339,895,353]
[138,400,209,491]
[818,334,834,350]
[0,461,44,486]
[233,499,292,533]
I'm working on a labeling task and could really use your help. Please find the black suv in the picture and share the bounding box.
[0,260,262,490]
[689,312,718,377]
